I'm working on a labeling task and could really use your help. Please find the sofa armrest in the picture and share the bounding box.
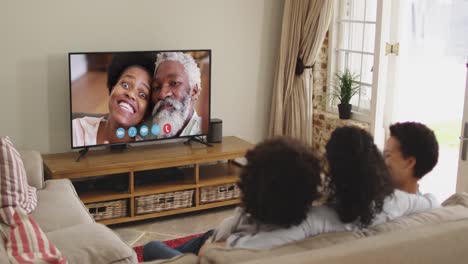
[141,254,198,264]
[46,223,138,264]
[19,150,44,190]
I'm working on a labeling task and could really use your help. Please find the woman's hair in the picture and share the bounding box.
[325,126,394,227]
[107,52,156,93]
[238,137,321,228]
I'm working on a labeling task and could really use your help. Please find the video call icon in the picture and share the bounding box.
[140,125,149,137]
[163,123,172,134]
[116,128,125,139]
[128,126,137,137]
[151,124,161,135]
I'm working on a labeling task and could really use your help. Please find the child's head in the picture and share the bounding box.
[326,126,394,227]
[238,137,321,228]
[384,122,439,192]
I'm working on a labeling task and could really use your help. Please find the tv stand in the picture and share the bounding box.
[75,147,89,162]
[184,136,213,147]
[42,136,252,225]
[110,143,129,152]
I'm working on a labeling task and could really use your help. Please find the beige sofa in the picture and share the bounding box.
[4,151,468,264]
[201,193,468,264]
[156,194,468,264]
[0,151,138,264]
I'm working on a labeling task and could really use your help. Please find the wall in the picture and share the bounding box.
[0,0,284,153]
[312,35,370,157]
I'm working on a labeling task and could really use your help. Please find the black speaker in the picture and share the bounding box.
[207,118,223,143]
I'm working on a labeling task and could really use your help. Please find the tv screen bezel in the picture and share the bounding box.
[68,49,212,150]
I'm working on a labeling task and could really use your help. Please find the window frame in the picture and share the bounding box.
[326,0,379,123]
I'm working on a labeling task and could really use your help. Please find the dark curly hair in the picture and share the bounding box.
[238,137,321,228]
[389,122,439,179]
[325,126,394,227]
[107,52,156,93]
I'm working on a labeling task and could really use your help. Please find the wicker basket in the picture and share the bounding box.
[135,190,194,215]
[200,183,240,204]
[86,199,128,221]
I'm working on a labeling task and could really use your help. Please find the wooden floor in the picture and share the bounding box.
[110,205,236,247]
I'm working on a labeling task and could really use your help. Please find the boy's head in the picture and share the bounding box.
[238,137,321,227]
[384,122,439,193]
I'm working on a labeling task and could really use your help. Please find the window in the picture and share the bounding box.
[328,0,378,120]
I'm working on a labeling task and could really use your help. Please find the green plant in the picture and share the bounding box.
[330,68,361,105]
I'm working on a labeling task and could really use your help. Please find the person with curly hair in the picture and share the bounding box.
[384,122,439,199]
[72,53,155,147]
[227,126,439,248]
[142,137,322,261]
[325,126,438,227]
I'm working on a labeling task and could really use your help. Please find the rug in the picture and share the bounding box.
[133,233,203,262]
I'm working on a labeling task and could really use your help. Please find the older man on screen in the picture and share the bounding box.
[146,52,202,139]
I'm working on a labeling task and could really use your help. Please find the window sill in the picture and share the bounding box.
[324,106,371,123]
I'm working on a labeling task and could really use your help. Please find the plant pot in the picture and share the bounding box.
[338,103,352,119]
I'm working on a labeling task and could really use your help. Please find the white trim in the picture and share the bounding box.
[382,0,401,141]
[337,19,377,24]
[369,0,391,149]
[327,0,376,120]
[326,0,341,114]
[358,0,368,108]
[357,81,372,87]
[336,49,374,56]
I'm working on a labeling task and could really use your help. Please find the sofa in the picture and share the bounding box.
[154,193,468,264]
[3,150,468,264]
[0,150,138,264]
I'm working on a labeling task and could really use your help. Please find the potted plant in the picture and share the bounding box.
[330,68,361,119]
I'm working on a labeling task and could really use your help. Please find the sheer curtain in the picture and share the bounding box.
[268,0,333,144]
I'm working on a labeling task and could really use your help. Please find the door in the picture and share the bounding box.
[457,62,468,193]
[383,0,467,201]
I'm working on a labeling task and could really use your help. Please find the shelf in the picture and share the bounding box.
[80,191,130,204]
[99,216,135,225]
[134,167,196,196]
[101,199,240,225]
[198,163,241,187]
[42,136,251,225]
[198,199,241,210]
[134,183,197,197]
[43,136,252,179]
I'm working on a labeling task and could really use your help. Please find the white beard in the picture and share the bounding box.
[152,96,192,138]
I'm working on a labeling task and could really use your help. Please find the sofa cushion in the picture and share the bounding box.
[0,136,37,213]
[364,192,468,235]
[30,179,94,233]
[442,192,468,207]
[241,219,468,264]
[47,223,137,264]
[200,231,364,264]
[201,193,468,264]
[142,254,198,264]
[18,150,44,190]
[0,238,8,264]
[0,206,67,264]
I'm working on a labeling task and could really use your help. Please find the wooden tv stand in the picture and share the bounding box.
[42,136,252,225]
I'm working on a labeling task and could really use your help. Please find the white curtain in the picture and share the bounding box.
[269,0,333,145]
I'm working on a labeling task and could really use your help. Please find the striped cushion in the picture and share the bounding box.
[0,207,67,264]
[0,136,37,213]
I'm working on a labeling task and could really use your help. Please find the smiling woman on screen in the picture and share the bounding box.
[72,53,154,147]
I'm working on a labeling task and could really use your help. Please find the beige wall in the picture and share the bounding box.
[0,0,284,153]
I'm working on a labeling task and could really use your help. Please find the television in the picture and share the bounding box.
[69,50,211,149]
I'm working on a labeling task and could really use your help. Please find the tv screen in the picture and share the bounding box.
[69,50,211,149]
